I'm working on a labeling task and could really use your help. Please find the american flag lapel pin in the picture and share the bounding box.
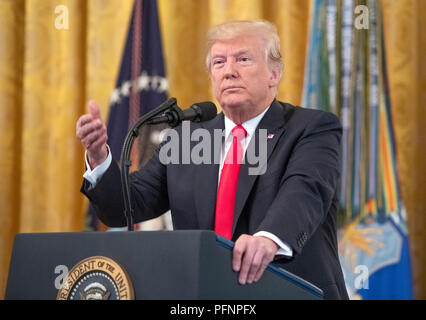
[267,133,274,139]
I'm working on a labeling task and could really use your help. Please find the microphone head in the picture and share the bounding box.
[191,102,217,122]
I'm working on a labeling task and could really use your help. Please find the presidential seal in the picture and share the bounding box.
[57,256,134,300]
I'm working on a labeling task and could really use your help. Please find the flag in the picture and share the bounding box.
[302,0,413,299]
[86,0,169,231]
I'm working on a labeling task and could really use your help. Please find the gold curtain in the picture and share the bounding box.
[0,0,425,299]
[0,0,133,298]
[382,0,426,300]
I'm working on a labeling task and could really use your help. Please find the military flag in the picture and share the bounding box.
[302,0,413,299]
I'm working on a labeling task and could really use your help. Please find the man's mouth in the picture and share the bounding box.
[223,86,244,93]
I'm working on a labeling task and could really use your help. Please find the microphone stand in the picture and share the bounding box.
[120,97,177,231]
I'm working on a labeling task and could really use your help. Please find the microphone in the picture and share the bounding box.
[147,101,217,127]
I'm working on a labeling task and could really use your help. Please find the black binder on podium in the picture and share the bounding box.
[5,230,323,300]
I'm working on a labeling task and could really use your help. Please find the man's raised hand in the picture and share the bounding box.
[76,100,108,169]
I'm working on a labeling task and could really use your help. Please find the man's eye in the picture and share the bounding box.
[213,60,224,66]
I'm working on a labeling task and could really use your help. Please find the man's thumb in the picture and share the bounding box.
[89,100,101,119]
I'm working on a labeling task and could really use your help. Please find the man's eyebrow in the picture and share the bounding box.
[233,50,251,56]
[212,49,252,59]
[211,53,226,59]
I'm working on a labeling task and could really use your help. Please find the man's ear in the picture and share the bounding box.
[269,68,281,88]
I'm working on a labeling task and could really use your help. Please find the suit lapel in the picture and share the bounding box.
[232,100,290,237]
[193,113,224,230]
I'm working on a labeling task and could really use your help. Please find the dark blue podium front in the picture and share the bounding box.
[5,230,323,300]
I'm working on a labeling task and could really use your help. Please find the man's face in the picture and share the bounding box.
[209,34,279,115]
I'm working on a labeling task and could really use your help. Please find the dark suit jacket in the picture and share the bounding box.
[82,100,349,300]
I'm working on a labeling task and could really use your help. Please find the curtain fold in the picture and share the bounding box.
[19,0,86,233]
[382,0,426,299]
[0,0,424,299]
[0,0,25,301]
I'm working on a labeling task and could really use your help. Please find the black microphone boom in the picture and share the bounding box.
[147,101,217,127]
[120,97,177,231]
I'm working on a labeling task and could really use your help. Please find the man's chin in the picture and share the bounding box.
[220,98,248,110]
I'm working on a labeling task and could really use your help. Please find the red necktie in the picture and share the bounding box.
[214,125,247,239]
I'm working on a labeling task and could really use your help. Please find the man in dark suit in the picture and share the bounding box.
[76,20,348,299]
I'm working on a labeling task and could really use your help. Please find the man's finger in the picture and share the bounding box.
[77,119,103,141]
[76,114,93,130]
[232,237,247,272]
[237,246,256,285]
[247,250,264,284]
[254,258,270,283]
[81,129,103,149]
[87,135,108,157]
[89,100,102,119]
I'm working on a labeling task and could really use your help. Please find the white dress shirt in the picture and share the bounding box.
[84,107,292,257]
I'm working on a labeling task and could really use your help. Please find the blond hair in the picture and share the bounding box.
[205,20,284,78]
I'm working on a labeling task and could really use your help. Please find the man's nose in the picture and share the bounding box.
[224,60,238,79]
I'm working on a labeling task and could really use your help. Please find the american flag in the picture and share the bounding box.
[86,0,169,231]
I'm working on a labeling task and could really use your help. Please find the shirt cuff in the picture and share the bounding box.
[253,231,293,257]
[83,145,112,189]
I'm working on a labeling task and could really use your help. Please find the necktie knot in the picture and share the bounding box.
[232,125,247,140]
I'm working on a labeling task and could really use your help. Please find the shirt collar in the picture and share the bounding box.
[223,105,270,142]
